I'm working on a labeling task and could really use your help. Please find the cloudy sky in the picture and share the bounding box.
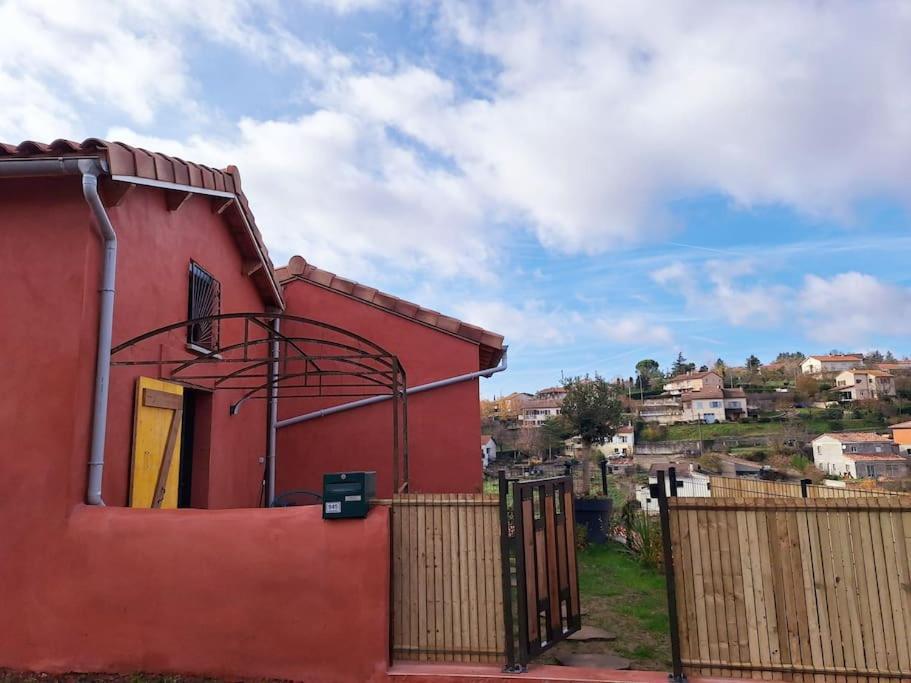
[5,0,911,396]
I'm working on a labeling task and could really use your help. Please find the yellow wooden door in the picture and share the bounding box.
[130,377,184,508]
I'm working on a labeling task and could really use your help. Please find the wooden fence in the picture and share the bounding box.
[709,476,802,498]
[708,475,907,500]
[666,496,911,681]
[390,493,505,664]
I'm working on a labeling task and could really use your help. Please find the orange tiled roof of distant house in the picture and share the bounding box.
[277,255,504,369]
[0,137,282,307]
[807,354,864,362]
[889,420,911,430]
[521,398,561,410]
[680,387,745,401]
[843,452,906,462]
[818,432,894,443]
[842,368,894,377]
[666,370,721,383]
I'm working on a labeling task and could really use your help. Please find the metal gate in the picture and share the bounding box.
[498,472,581,671]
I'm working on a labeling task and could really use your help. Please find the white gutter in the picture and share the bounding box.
[276,347,508,430]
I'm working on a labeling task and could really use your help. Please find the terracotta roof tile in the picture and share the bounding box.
[844,453,905,462]
[807,354,864,362]
[0,137,283,308]
[667,370,721,383]
[278,256,505,370]
[817,432,894,443]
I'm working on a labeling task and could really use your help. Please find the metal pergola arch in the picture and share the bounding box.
[110,312,409,499]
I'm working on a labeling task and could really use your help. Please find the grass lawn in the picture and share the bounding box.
[654,417,883,442]
[546,541,671,670]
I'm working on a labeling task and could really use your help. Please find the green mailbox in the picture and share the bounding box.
[322,471,376,519]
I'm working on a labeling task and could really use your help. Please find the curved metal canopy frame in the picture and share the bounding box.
[110,312,409,494]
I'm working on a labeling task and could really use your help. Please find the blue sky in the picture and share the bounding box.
[3,0,911,398]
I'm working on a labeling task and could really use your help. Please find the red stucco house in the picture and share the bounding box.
[276,256,504,497]
[0,138,504,681]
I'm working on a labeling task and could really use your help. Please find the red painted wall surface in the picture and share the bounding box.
[278,280,484,498]
[6,505,391,682]
[0,176,392,681]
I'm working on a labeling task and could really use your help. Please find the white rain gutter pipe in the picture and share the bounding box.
[0,156,114,505]
[276,347,508,430]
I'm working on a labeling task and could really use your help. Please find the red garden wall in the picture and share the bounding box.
[277,279,485,498]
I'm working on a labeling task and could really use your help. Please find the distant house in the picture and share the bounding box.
[811,432,907,478]
[535,386,567,402]
[519,398,561,426]
[875,361,911,375]
[834,369,896,401]
[494,391,533,420]
[636,463,710,513]
[664,370,724,396]
[480,435,497,467]
[565,424,636,457]
[800,354,864,375]
[638,395,685,425]
[889,420,911,455]
[681,387,748,423]
[603,424,635,456]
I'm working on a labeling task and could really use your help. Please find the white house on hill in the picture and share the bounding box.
[800,354,864,375]
[811,432,907,479]
[834,369,896,401]
[664,370,723,396]
[480,435,497,467]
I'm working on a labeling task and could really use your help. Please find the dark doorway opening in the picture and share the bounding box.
[177,389,197,508]
[179,388,213,508]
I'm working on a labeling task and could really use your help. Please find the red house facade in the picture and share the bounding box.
[276,256,504,498]
[0,139,504,681]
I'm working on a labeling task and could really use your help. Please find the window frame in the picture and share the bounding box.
[187,261,222,353]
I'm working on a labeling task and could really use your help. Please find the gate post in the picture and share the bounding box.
[656,470,686,683]
[498,470,520,672]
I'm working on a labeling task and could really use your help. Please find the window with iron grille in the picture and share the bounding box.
[187,262,220,351]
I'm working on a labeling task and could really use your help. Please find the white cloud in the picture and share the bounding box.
[453,300,578,348]
[399,1,911,250]
[109,114,495,284]
[596,316,673,347]
[799,273,911,345]
[5,0,911,312]
[0,0,346,141]
[651,258,784,327]
[653,262,911,347]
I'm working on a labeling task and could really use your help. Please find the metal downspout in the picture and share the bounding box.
[265,318,280,506]
[275,347,508,430]
[81,162,116,506]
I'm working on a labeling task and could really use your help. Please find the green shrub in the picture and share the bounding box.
[625,511,663,570]
[790,455,812,472]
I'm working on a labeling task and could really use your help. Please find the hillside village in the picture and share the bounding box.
[481,350,911,492]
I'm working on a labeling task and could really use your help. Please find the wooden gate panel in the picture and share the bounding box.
[508,475,581,668]
[391,494,504,664]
